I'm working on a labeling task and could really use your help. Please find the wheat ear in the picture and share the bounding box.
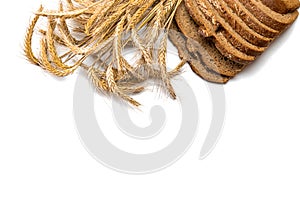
[158,34,176,99]
[106,65,141,107]
[24,6,43,65]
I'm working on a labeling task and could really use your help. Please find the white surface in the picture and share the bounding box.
[1,1,300,199]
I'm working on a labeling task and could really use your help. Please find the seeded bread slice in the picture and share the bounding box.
[193,0,266,56]
[185,0,256,63]
[175,3,245,77]
[223,0,279,38]
[208,0,272,47]
[169,23,230,83]
[261,0,300,14]
[239,0,299,31]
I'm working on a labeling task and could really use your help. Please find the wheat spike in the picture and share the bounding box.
[106,65,141,107]
[85,0,115,35]
[24,6,44,65]
[113,15,126,75]
[24,0,184,107]
[35,1,101,18]
[39,39,78,77]
[46,18,75,70]
[158,34,176,99]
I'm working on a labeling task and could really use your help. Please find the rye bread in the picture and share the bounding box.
[223,0,279,38]
[207,0,272,47]
[192,0,267,56]
[184,0,256,63]
[238,0,299,31]
[168,23,230,83]
[175,3,245,77]
[261,0,300,14]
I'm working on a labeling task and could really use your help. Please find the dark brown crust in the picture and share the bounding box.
[169,23,231,83]
[261,0,300,14]
[238,0,299,31]
[223,0,279,38]
[175,3,245,77]
[185,0,256,63]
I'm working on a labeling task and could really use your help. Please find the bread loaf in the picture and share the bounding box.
[169,0,299,82]
[175,3,245,77]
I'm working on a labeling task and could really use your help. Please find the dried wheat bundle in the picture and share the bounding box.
[24,0,185,106]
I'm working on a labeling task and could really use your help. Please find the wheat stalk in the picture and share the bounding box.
[24,0,183,107]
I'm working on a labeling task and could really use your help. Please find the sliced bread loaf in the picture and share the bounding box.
[223,0,279,38]
[175,3,245,77]
[185,0,256,63]
[193,0,267,56]
[207,0,272,47]
[171,0,299,83]
[239,0,299,31]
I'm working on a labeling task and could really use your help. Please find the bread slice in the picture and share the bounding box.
[194,0,267,56]
[169,23,230,83]
[186,0,255,63]
[223,0,279,38]
[261,0,300,14]
[184,0,257,63]
[239,0,299,31]
[207,0,272,47]
[171,0,299,83]
[175,3,245,77]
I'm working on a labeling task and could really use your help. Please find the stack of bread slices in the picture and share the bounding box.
[169,0,300,83]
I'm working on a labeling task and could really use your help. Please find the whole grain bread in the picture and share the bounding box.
[185,0,256,63]
[261,0,300,14]
[175,3,245,77]
[169,23,230,83]
[171,0,299,83]
[238,0,299,31]
[223,0,279,38]
[207,0,272,47]
[192,0,267,56]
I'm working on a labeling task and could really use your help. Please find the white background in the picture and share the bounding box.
[1,0,300,199]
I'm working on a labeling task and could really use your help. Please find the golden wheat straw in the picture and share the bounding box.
[25,0,184,107]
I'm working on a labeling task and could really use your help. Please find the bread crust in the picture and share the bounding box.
[260,0,300,14]
[238,0,299,31]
